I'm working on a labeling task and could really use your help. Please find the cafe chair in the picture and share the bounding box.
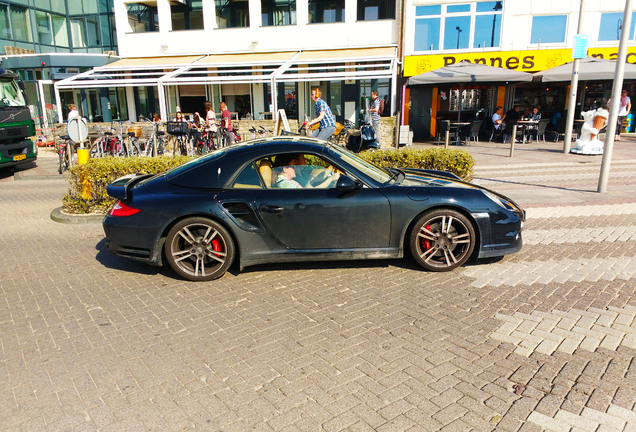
[461,120,482,146]
[503,121,523,143]
[437,120,456,145]
[532,119,550,144]
[488,118,503,142]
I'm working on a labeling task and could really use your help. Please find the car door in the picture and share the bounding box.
[254,184,390,250]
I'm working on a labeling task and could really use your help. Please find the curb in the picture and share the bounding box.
[50,207,104,224]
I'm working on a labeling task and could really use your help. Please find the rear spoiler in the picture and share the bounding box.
[106,173,154,201]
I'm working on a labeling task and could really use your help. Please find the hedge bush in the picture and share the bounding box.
[62,148,474,214]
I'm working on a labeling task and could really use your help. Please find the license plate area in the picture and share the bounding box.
[13,154,27,161]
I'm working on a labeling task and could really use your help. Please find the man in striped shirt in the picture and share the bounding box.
[306,88,336,141]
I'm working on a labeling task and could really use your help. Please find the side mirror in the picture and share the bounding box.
[17,80,26,91]
[336,175,361,192]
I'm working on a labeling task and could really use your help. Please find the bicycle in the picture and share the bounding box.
[123,123,142,157]
[144,122,166,156]
[90,124,117,157]
[58,134,73,174]
[167,121,191,156]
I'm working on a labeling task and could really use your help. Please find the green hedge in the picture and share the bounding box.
[63,156,190,214]
[62,148,474,214]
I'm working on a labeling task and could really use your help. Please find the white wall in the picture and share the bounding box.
[404,0,636,57]
[116,0,399,58]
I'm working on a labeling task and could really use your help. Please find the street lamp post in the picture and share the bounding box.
[491,1,503,47]
[456,26,462,49]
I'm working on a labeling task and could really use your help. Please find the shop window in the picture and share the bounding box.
[308,0,344,24]
[262,0,296,26]
[414,2,502,52]
[598,12,636,41]
[216,0,250,28]
[172,0,204,31]
[50,0,67,14]
[10,5,33,42]
[127,3,159,33]
[530,15,567,44]
[357,0,395,21]
[0,5,10,39]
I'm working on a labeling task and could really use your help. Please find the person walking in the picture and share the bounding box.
[305,88,336,141]
[67,104,79,122]
[219,101,234,146]
[369,90,382,146]
[616,89,631,141]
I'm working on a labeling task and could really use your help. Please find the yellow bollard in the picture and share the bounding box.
[76,149,92,199]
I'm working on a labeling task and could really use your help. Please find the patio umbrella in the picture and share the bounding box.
[407,60,533,121]
[533,57,636,82]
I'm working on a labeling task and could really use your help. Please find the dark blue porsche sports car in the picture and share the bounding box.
[103,137,525,281]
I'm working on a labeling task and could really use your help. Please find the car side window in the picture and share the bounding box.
[230,162,264,189]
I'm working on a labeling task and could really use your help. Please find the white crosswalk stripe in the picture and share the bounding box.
[461,257,636,288]
[523,225,636,245]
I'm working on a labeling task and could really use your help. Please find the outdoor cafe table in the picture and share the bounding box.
[449,122,470,145]
[516,120,538,143]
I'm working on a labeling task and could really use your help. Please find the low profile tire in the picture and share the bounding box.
[165,217,234,281]
[409,208,476,272]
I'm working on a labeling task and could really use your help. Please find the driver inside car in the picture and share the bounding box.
[272,154,340,189]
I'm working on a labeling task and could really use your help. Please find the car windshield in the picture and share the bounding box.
[327,145,392,184]
[0,79,26,107]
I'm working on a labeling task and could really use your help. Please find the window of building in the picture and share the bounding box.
[262,0,296,26]
[357,0,395,21]
[530,15,567,44]
[216,0,250,28]
[308,0,344,24]
[52,14,69,47]
[35,11,54,45]
[414,2,502,52]
[70,18,87,47]
[0,4,11,39]
[171,0,204,31]
[598,12,636,41]
[10,5,33,42]
[127,3,159,33]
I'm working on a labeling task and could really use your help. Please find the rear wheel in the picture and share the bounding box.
[165,217,234,281]
[409,209,475,272]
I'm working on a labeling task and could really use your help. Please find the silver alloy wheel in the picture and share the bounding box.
[165,218,234,281]
[410,209,475,272]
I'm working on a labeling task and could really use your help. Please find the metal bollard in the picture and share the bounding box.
[444,130,450,149]
[509,124,517,157]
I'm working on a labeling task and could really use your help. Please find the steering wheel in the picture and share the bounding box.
[309,170,339,187]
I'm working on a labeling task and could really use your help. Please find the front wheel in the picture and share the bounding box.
[165,217,235,281]
[409,209,475,272]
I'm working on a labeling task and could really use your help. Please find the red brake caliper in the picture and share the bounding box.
[211,239,222,257]
[421,224,432,251]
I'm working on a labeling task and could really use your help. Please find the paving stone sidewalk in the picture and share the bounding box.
[0,139,634,431]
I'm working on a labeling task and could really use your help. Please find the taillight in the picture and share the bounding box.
[110,201,141,217]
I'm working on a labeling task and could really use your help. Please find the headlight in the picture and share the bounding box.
[483,190,519,212]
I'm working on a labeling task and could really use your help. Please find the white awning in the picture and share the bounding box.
[54,47,397,89]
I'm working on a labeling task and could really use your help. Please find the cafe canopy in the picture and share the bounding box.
[533,57,636,82]
[407,60,534,85]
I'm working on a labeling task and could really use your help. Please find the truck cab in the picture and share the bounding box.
[0,68,37,170]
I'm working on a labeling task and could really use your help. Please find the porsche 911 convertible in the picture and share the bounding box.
[103,137,525,281]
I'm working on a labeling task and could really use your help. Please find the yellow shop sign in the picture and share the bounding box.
[404,47,636,76]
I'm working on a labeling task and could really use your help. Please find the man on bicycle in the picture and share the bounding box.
[305,88,336,141]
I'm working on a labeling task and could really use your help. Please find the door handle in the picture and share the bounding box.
[261,204,284,213]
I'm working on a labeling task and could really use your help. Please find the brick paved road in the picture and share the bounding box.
[0,143,634,431]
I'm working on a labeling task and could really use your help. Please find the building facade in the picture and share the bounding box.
[56,0,400,125]
[0,0,118,127]
[402,0,636,140]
